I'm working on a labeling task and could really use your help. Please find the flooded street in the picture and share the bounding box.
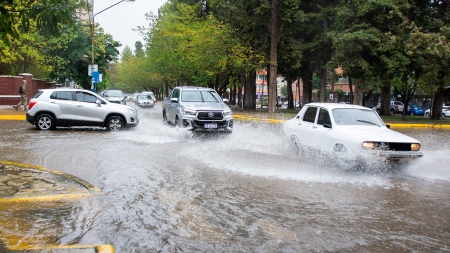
[1,105,450,252]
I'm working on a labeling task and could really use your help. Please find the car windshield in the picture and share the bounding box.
[137,95,150,99]
[181,90,221,102]
[332,108,384,126]
[104,91,123,97]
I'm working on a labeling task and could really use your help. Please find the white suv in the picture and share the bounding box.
[26,88,139,130]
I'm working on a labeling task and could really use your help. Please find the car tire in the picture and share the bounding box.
[35,114,56,130]
[390,109,395,116]
[174,116,180,128]
[425,112,430,117]
[106,116,124,131]
[162,110,168,124]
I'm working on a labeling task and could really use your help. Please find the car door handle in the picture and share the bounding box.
[312,126,317,129]
[77,105,83,108]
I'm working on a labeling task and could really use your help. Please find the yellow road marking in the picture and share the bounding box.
[0,115,25,120]
[8,244,114,252]
[0,193,94,204]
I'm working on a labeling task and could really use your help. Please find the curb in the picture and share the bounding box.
[1,109,449,128]
[233,115,450,129]
[0,162,111,253]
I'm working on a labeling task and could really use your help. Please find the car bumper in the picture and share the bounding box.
[181,118,233,132]
[377,151,424,162]
[137,103,154,107]
[26,113,35,125]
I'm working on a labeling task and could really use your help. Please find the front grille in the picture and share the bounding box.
[197,111,224,120]
[375,142,412,151]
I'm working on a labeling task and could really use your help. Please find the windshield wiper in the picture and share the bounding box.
[357,120,380,127]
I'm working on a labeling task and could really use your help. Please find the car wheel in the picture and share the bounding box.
[35,114,55,130]
[174,116,180,128]
[106,116,124,131]
[390,109,395,116]
[162,110,168,123]
[425,112,430,117]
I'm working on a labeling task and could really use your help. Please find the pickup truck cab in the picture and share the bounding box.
[162,86,233,133]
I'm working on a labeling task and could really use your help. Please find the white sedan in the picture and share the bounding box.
[283,103,423,163]
[424,106,450,118]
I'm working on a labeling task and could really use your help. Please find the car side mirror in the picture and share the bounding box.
[385,124,390,129]
[96,99,102,107]
[170,98,178,103]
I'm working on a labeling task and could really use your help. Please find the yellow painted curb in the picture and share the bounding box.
[8,244,114,252]
[0,161,100,192]
[0,115,26,120]
[0,193,94,204]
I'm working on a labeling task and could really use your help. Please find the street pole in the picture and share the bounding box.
[87,0,135,93]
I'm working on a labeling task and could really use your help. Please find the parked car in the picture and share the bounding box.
[373,101,404,115]
[162,86,233,133]
[26,88,139,130]
[135,94,155,108]
[102,89,127,105]
[283,103,423,165]
[424,106,450,118]
[407,104,425,116]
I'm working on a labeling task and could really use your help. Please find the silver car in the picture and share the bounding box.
[135,94,155,108]
[26,88,138,130]
[162,86,233,133]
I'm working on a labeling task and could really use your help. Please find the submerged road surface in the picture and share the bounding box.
[1,104,449,252]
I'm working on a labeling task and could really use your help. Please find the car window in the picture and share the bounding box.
[50,91,73,101]
[317,108,331,126]
[303,106,318,123]
[171,89,180,99]
[333,108,383,126]
[75,91,97,103]
[104,90,123,97]
[32,91,44,99]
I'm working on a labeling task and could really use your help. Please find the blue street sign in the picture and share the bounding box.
[92,71,99,83]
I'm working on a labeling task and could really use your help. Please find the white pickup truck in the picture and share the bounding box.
[162,86,233,133]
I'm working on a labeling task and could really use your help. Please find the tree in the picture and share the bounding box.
[0,0,84,44]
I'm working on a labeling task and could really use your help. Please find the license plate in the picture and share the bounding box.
[204,123,217,129]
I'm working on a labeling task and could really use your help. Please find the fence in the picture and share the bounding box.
[0,73,57,105]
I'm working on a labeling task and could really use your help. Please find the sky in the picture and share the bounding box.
[93,0,167,55]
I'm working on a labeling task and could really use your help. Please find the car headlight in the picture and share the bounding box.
[362,142,376,150]
[223,110,232,116]
[127,108,137,115]
[411,143,420,151]
[181,108,196,116]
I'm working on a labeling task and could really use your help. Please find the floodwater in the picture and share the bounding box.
[0,105,449,252]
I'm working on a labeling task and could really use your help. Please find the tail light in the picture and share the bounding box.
[29,101,37,110]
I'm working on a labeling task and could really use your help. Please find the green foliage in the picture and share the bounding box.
[0,0,84,44]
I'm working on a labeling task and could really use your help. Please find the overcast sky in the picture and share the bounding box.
[93,0,167,55]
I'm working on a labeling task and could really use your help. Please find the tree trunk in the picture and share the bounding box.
[348,77,354,104]
[330,71,335,103]
[287,77,293,109]
[268,0,279,113]
[380,82,391,116]
[320,69,326,102]
[353,77,363,105]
